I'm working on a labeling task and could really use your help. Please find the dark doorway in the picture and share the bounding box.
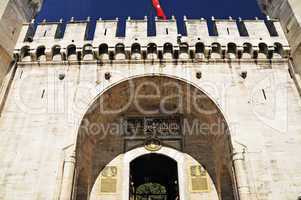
[129,154,179,200]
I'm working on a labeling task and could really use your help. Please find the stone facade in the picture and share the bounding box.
[0,13,301,200]
[0,0,43,85]
[257,0,301,95]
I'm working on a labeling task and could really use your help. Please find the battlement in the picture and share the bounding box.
[14,16,290,62]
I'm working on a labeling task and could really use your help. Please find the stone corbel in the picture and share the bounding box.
[204,46,211,59]
[45,48,52,61]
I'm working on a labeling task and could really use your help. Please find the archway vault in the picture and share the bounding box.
[90,146,221,200]
[74,75,236,200]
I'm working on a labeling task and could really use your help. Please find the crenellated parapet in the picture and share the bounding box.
[14,16,290,63]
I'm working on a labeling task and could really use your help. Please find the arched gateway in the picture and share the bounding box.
[7,16,301,200]
[74,75,236,200]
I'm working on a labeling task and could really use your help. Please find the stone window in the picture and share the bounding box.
[36,46,46,59]
[99,44,108,55]
[147,43,157,54]
[195,42,205,53]
[115,43,125,54]
[163,43,173,53]
[227,43,237,54]
[67,45,77,57]
[131,43,141,54]
[179,43,189,54]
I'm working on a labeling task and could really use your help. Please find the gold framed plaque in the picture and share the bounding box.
[189,165,210,193]
[99,166,118,194]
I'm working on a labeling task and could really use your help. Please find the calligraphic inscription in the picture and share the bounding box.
[190,165,210,193]
[100,166,118,193]
[124,116,181,138]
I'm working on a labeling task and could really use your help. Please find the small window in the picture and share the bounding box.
[195,43,205,53]
[52,45,61,56]
[166,28,169,35]
[36,46,46,58]
[99,44,108,54]
[227,43,236,54]
[179,43,189,54]
[259,43,268,55]
[163,43,173,53]
[115,43,125,54]
[243,43,252,54]
[104,29,107,36]
[274,43,283,55]
[83,44,93,55]
[212,43,221,53]
[131,43,141,54]
[67,45,76,57]
[21,46,30,59]
[147,43,157,54]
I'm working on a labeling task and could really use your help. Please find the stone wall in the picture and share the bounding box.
[0,58,300,199]
[0,17,301,200]
[257,0,301,94]
[0,0,43,86]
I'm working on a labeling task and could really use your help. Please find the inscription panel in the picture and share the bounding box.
[99,166,118,194]
[123,116,182,139]
[189,165,210,193]
[123,115,183,151]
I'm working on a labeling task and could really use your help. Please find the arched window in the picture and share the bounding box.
[195,42,205,54]
[115,43,126,60]
[241,43,252,59]
[83,44,94,60]
[227,43,237,54]
[131,43,142,60]
[67,45,77,57]
[36,46,46,61]
[131,43,141,54]
[21,46,31,61]
[212,43,221,53]
[147,43,157,54]
[179,43,189,54]
[243,43,252,54]
[99,44,108,55]
[179,43,189,59]
[163,43,173,54]
[115,43,125,54]
[258,43,268,56]
[227,43,237,59]
[51,45,62,60]
[147,43,157,59]
[211,43,221,59]
[83,44,93,55]
[274,42,283,57]
[67,45,77,60]
[52,45,61,56]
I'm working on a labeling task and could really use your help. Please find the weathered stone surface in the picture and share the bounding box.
[0,0,43,86]
[0,5,301,200]
[258,0,301,95]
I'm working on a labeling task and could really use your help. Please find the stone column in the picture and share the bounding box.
[60,150,76,200]
[232,148,251,200]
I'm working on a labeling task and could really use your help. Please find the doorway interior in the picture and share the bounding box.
[129,154,179,200]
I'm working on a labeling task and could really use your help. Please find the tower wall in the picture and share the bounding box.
[257,0,301,93]
[14,17,289,61]
[0,0,43,85]
[1,17,301,200]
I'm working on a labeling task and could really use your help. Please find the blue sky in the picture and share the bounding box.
[36,0,265,36]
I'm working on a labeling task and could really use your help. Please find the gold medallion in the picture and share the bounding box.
[144,138,162,152]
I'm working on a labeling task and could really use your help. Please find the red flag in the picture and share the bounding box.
[152,0,167,20]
